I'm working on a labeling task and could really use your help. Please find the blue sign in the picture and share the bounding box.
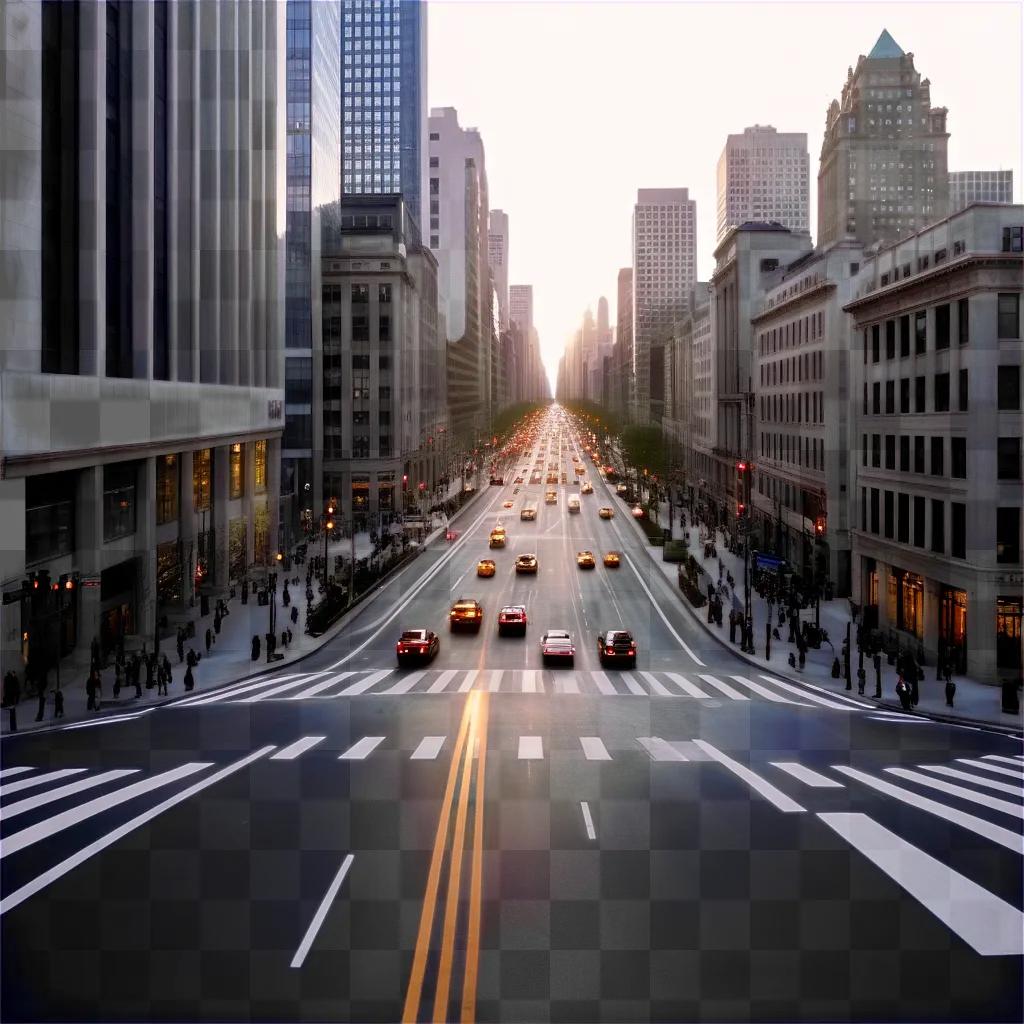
[755,553,787,571]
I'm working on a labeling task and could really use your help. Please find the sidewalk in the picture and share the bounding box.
[631,497,1021,731]
[1,486,488,738]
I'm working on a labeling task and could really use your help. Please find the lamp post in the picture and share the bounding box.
[322,503,335,592]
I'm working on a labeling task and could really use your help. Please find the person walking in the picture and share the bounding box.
[176,627,185,664]
[184,663,195,692]
[213,608,222,636]
[186,647,198,669]
[35,678,47,722]
[251,634,261,662]
[2,669,19,708]
[53,690,64,718]
[86,670,98,712]
[90,636,101,671]
[290,605,299,626]
[282,583,291,608]
[145,654,155,690]
[205,628,212,655]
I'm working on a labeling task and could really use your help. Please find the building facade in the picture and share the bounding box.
[612,268,634,423]
[716,125,810,244]
[632,189,697,424]
[949,170,1014,213]
[488,209,510,332]
[846,204,1023,684]
[340,0,428,229]
[818,29,949,250]
[0,0,286,680]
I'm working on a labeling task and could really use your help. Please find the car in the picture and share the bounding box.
[489,528,507,548]
[576,550,596,569]
[599,506,614,519]
[541,629,575,665]
[567,496,581,513]
[497,605,528,636]
[631,505,645,519]
[597,629,637,667]
[545,491,557,504]
[581,481,594,495]
[489,476,504,486]
[502,500,514,509]
[515,552,539,574]
[450,598,484,632]
[603,551,621,568]
[396,628,440,666]
[477,559,496,578]
[513,477,524,485]
[616,483,629,495]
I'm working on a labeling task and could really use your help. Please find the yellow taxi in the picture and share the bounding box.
[489,527,507,548]
[603,551,621,568]
[545,490,557,505]
[598,506,614,519]
[449,598,484,632]
[477,559,497,578]
[576,550,596,569]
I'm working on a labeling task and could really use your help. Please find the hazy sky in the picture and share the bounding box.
[427,0,1022,389]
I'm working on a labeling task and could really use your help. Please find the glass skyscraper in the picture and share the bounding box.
[341,0,428,231]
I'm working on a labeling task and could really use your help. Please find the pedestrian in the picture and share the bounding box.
[113,659,123,698]
[35,681,47,722]
[283,583,290,608]
[205,628,212,655]
[176,628,185,664]
[86,671,97,711]
[286,628,293,646]
[251,634,261,662]
[213,609,222,635]
[242,579,249,605]
[90,636,101,671]
[798,647,806,671]
[895,674,911,710]
[145,654,155,690]
[184,663,195,692]
[281,629,289,650]
[134,659,143,698]
[290,605,299,626]
[909,671,919,708]
[728,609,737,644]
[186,647,198,669]
[944,675,956,707]
[2,669,19,708]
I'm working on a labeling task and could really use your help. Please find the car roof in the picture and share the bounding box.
[500,604,526,614]
[401,629,427,639]
[453,598,480,606]
[605,629,633,639]
[544,629,571,638]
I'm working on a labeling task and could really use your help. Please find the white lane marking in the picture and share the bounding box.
[694,740,805,813]
[637,737,688,762]
[487,670,503,692]
[287,672,356,700]
[917,765,1023,796]
[618,549,705,666]
[668,673,713,699]
[290,853,355,969]
[410,736,447,760]
[0,747,273,917]
[580,737,612,761]
[1,770,139,820]
[60,711,151,731]
[338,670,393,696]
[380,671,426,695]
[590,671,617,695]
[581,801,597,841]
[458,670,478,693]
[427,670,458,694]
[757,674,857,711]
[833,766,1024,854]
[729,675,814,707]
[449,567,469,592]
[518,736,543,760]
[956,758,1024,780]
[1,768,88,796]
[0,762,211,859]
[884,767,1024,819]
[271,736,326,761]
[620,673,646,696]
[522,670,538,694]
[867,716,935,724]
[641,672,673,697]
[983,755,1024,769]
[818,812,1024,956]
[238,673,332,703]
[177,673,305,708]
[770,762,844,789]
[338,736,385,761]
[789,678,872,709]
[0,767,35,780]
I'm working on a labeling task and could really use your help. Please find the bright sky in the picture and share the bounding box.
[427,0,1023,391]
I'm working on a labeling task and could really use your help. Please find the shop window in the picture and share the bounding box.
[254,439,267,493]
[156,454,179,525]
[229,443,244,499]
[193,448,212,511]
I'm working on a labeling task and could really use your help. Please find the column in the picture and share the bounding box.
[137,458,158,650]
[267,436,281,562]
[876,559,891,630]
[969,587,998,684]
[922,575,941,666]
[212,445,230,588]
[243,441,256,568]
[75,467,105,654]
[179,450,196,605]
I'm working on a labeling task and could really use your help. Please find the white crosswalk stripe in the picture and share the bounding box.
[487,669,503,692]
[758,674,856,711]
[338,670,392,696]
[637,737,688,762]
[271,736,326,761]
[917,764,1024,796]
[457,670,478,692]
[518,736,543,760]
[580,737,612,761]
[287,672,356,700]
[770,762,843,788]
[956,758,1024,780]
[640,672,673,697]
[0,768,87,796]
[555,674,580,694]
[590,670,616,695]
[982,755,1024,770]
[884,767,1024,819]
[522,670,539,693]
[427,670,458,694]
[0,767,35,780]
[339,736,385,760]
[239,674,330,703]
[1,770,140,819]
[410,736,446,760]
[620,673,646,695]
[728,675,814,706]
[381,671,426,695]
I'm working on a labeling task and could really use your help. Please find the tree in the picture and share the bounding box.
[620,425,668,478]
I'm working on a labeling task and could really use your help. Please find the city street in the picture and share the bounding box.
[1,410,1022,1023]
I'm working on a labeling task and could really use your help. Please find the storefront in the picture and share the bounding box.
[997,597,1022,677]
[229,517,247,581]
[99,558,138,656]
[940,585,968,673]
[889,567,924,640]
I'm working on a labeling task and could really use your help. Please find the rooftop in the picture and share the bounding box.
[868,28,904,60]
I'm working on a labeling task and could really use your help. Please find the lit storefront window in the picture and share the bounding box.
[193,449,212,512]
[254,440,268,493]
[230,443,245,500]
[156,454,179,525]
[103,463,138,542]
[891,569,924,639]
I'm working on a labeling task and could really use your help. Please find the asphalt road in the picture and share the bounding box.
[2,408,1022,1023]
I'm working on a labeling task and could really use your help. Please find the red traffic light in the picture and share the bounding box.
[736,461,747,472]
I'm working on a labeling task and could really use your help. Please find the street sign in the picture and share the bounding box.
[755,553,786,570]
[81,576,101,589]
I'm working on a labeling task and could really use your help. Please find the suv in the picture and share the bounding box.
[449,598,484,632]
[597,629,637,667]
[497,605,528,636]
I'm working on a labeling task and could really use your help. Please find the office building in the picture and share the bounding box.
[949,170,1014,212]
[0,0,286,680]
[510,285,533,338]
[632,189,697,423]
[341,0,428,229]
[611,268,634,423]
[717,126,810,243]
[846,203,1023,684]
[489,210,510,331]
[818,29,949,250]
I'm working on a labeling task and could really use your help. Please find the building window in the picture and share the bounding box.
[998,294,1020,339]
[913,495,925,547]
[1002,226,1023,252]
[951,502,966,559]
[997,437,1021,479]
[998,366,1021,410]
[871,434,880,467]
[871,324,880,363]
[899,435,910,472]
[934,372,950,412]
[229,443,244,499]
[872,382,881,414]
[957,298,969,345]
[883,490,894,538]
[193,448,212,511]
[25,473,76,565]
[870,488,879,534]
[254,440,267,493]
[951,437,967,478]
[935,304,950,349]
[103,462,137,542]
[958,369,969,412]
[931,498,944,554]
[897,492,909,543]
[914,435,925,474]
[899,315,910,358]
[885,320,896,360]
[931,436,944,476]
[899,377,910,413]
[885,434,895,469]
[996,507,1021,563]
[156,454,178,525]
[885,380,895,414]
[914,310,927,353]
[915,375,926,413]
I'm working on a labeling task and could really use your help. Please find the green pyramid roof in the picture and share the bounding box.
[868,29,904,59]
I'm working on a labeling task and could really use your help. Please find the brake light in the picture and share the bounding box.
[606,647,614,654]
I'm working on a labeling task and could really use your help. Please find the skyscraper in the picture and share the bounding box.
[614,268,634,422]
[283,0,341,542]
[632,188,697,423]
[488,210,510,331]
[716,125,810,243]
[817,29,949,249]
[510,285,534,338]
[341,0,428,229]
[949,170,1014,212]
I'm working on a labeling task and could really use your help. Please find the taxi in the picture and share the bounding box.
[576,550,596,569]
[489,527,507,548]
[581,481,594,495]
[477,559,497,578]
[598,506,614,519]
[603,551,621,568]
[449,598,484,632]
[545,490,557,504]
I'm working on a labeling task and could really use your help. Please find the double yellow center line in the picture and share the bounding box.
[402,692,490,1023]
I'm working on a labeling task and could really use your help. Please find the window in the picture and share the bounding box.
[861,487,867,530]
[429,156,438,168]
[870,488,879,534]
[935,304,950,349]
[996,507,1021,563]
[351,283,369,304]
[899,435,910,472]
[997,437,1021,479]
[193,448,212,511]
[229,443,244,499]
[285,357,312,404]
[915,375,926,412]
[958,369,969,412]
[931,498,944,554]
[957,298,969,345]
[156,454,178,525]
[885,320,896,359]
[352,354,370,369]
[914,310,927,353]
[885,434,895,469]
[885,380,895,414]
[951,502,966,559]
[913,495,925,547]
[884,490,894,538]
[861,434,867,466]
[871,324,880,362]
[934,372,950,412]
[998,365,1021,410]
[103,462,137,542]
[1002,226,1023,252]
[899,377,910,413]
[862,382,868,415]
[871,434,880,467]
[872,381,881,414]
[951,437,967,478]
[379,354,391,370]
[353,410,370,425]
[998,294,1020,339]
[899,315,910,357]
[930,436,943,476]
[379,284,391,304]
[254,439,267,493]
[897,492,909,543]
[352,311,369,342]
[914,435,925,474]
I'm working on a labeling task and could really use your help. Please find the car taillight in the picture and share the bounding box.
[606,647,614,654]
[629,645,636,653]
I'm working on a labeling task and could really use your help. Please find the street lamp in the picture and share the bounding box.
[323,504,335,592]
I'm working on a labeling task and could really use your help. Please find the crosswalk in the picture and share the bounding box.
[175,665,867,709]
